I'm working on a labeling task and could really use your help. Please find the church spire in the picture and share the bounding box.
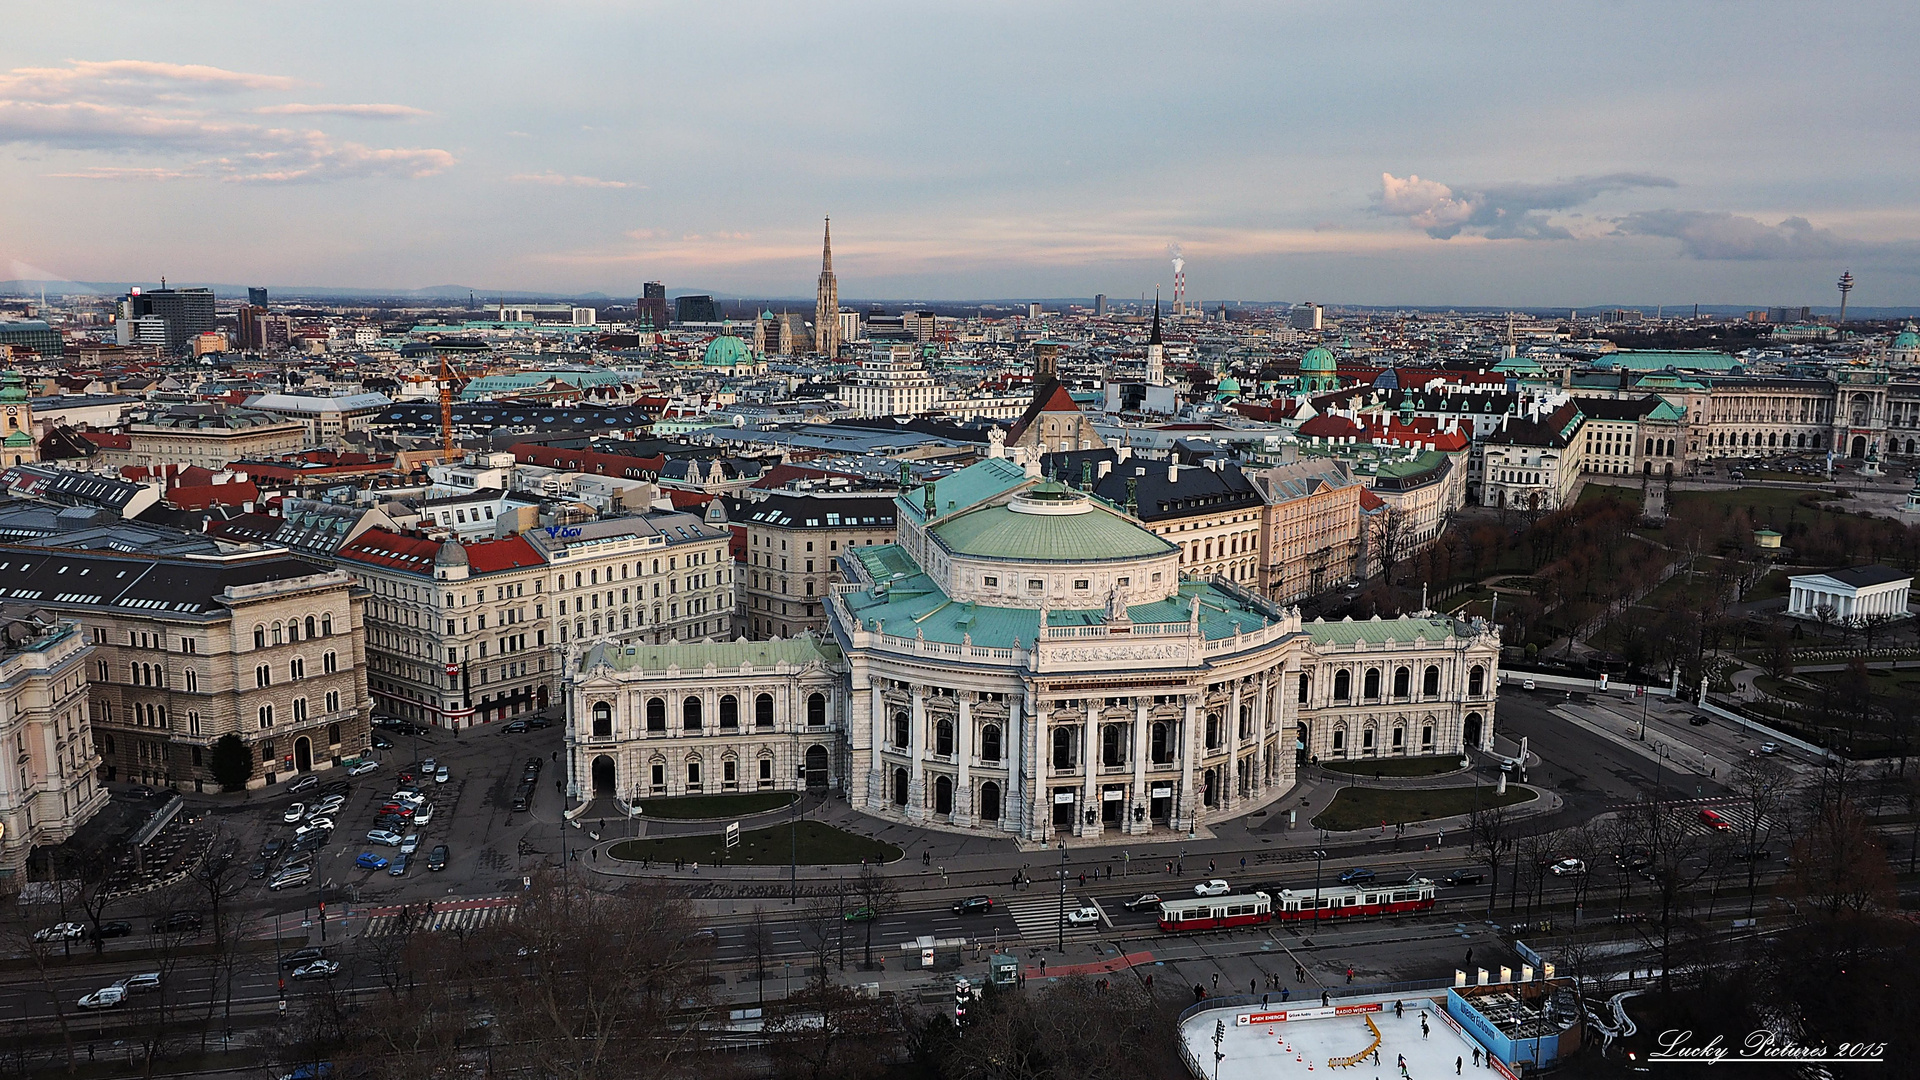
[822,216,833,274]
[1149,289,1162,345]
[814,216,840,357]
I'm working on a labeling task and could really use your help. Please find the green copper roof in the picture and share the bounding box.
[899,457,1031,525]
[0,371,27,404]
[581,634,839,673]
[1645,399,1687,422]
[703,335,750,367]
[929,501,1175,562]
[4,429,31,447]
[1598,350,1740,373]
[1300,346,1337,373]
[1893,330,1920,350]
[1306,615,1463,646]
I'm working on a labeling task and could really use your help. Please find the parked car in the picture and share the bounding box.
[269,868,313,891]
[951,896,994,915]
[309,795,346,817]
[1733,847,1772,862]
[1549,858,1587,877]
[355,852,390,871]
[154,911,202,934]
[1699,808,1732,831]
[371,734,394,749]
[1337,868,1376,886]
[367,829,404,847]
[511,787,534,812]
[248,857,271,880]
[400,834,422,855]
[1521,679,1537,691]
[1122,893,1163,911]
[276,1064,334,1080]
[525,757,544,775]
[387,853,410,877]
[291,959,340,980]
[436,766,450,784]
[283,804,308,824]
[1063,906,1102,927]
[290,831,329,853]
[427,844,449,871]
[528,716,552,729]
[376,804,415,820]
[282,947,327,968]
[77,986,126,1009]
[90,920,134,940]
[262,839,288,858]
[33,922,86,943]
[115,972,162,993]
[293,820,333,839]
[419,758,438,775]
[412,802,435,826]
[391,791,428,808]
[289,775,320,794]
[1193,879,1231,896]
[319,780,351,798]
[1688,714,1711,727]
[1758,742,1780,755]
[504,720,529,734]
[348,759,380,776]
[1441,870,1485,887]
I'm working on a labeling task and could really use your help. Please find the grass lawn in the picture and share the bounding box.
[1311,784,1536,831]
[1320,756,1465,778]
[608,819,901,866]
[638,791,797,819]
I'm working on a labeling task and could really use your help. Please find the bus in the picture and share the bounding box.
[1157,891,1273,932]
[1270,879,1436,922]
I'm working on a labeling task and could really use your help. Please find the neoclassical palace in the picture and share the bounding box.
[564,458,1499,843]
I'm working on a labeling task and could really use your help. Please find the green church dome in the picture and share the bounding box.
[1215,376,1241,400]
[703,335,750,367]
[1300,346,1337,373]
[0,370,27,404]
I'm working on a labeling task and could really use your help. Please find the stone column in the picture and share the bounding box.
[907,686,925,821]
[1131,699,1149,835]
[866,677,885,812]
[1225,681,1242,809]
[1010,693,1029,839]
[1178,695,1198,832]
[1081,700,1098,838]
[1254,673,1270,795]
[953,696,973,826]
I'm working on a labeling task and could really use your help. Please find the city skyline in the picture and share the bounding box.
[1,2,1916,306]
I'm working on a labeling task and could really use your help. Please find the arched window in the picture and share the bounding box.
[287,621,299,643]
[683,697,702,730]
[806,693,826,727]
[272,624,283,646]
[1363,669,1381,699]
[892,768,909,806]
[1204,713,1221,749]
[1101,724,1125,767]
[1051,727,1075,769]
[1392,726,1405,750]
[756,693,775,728]
[253,626,266,649]
[185,669,198,693]
[1333,670,1351,701]
[1468,666,1486,696]
[934,775,953,815]
[719,695,739,729]
[1392,667,1410,698]
[1151,721,1173,764]
[979,781,1001,821]
[1362,727,1376,751]
[1423,665,1440,696]
[980,724,1002,763]
[935,718,954,757]
[592,702,612,738]
[891,711,909,748]
[305,615,317,640]
[646,698,666,732]
[1298,672,1311,703]
[1422,725,1434,747]
[321,614,332,636]
[1331,726,1346,755]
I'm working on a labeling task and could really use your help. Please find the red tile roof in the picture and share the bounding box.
[338,528,442,575]
[463,535,545,574]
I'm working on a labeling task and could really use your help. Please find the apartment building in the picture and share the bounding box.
[727,491,898,639]
[530,510,738,649]
[0,544,368,791]
[1254,461,1363,603]
[0,610,106,882]
[337,530,554,730]
[126,405,307,470]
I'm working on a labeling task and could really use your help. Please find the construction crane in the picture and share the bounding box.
[438,353,482,463]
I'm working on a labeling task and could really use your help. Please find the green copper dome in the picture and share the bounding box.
[929,501,1175,563]
[1215,375,1242,400]
[4,429,31,447]
[1300,346,1336,373]
[1893,329,1920,351]
[703,335,750,367]
[0,370,27,404]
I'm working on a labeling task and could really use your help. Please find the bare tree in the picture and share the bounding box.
[1466,801,1515,917]
[1787,796,1896,920]
[852,862,899,971]
[0,920,80,1074]
[764,983,902,1080]
[1620,798,1712,993]
[1372,506,1414,587]
[1727,755,1792,913]
[940,976,1182,1080]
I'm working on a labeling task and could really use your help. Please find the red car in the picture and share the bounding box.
[378,804,416,819]
[1699,808,1731,831]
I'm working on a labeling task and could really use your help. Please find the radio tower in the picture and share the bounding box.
[1836,270,1854,329]
[1171,256,1186,317]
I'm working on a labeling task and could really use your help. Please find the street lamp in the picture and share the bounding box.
[1057,841,1068,954]
[1311,849,1327,927]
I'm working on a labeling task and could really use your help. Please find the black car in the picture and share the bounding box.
[319,780,351,798]
[1688,715,1711,727]
[371,734,394,749]
[154,911,202,934]
[427,844,449,872]
[281,946,328,968]
[1732,848,1772,862]
[1441,870,1485,887]
[951,896,993,915]
[525,757,543,773]
[528,716,552,729]
[504,720,529,734]
[90,920,134,940]
[248,859,270,880]
[261,839,288,858]
[511,786,534,812]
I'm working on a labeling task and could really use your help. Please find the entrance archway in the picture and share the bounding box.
[1295,722,1309,765]
[934,775,953,815]
[804,744,828,789]
[537,685,549,711]
[294,737,312,773]
[1851,436,1867,458]
[1463,713,1483,750]
[591,754,615,796]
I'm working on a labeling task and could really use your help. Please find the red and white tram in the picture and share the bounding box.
[1270,879,1436,922]
[1157,892,1273,932]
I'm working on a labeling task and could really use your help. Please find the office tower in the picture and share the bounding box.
[1289,302,1323,331]
[122,286,215,352]
[1027,302,1042,320]
[1094,294,1107,316]
[837,310,861,344]
[814,218,840,356]
[247,287,269,307]
[636,282,669,330]
[675,294,719,324]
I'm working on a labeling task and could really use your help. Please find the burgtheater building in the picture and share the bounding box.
[566,457,1500,843]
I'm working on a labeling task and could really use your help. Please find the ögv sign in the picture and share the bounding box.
[546,526,582,540]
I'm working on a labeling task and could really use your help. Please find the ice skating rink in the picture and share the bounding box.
[1181,995,1496,1080]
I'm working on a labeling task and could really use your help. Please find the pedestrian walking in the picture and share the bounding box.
[1262,993,1269,1007]
[1322,990,1331,1007]
[1456,1057,1463,1075]
[1464,947,1473,967]
[1282,986,1290,1002]
[1396,1000,1404,1018]
[1145,973,1153,990]
[1039,958,1047,975]
[1208,859,1216,874]
[1079,871,1086,887]
[1211,972,1219,991]
[1240,856,1247,871]
[1472,1050,1481,1067]
[1250,978,1257,995]
[1105,865,1112,880]
[1422,1013,1431,1039]
[590,848,596,862]
[1370,1049,1378,1066]
[1398,1054,1406,1070]
[1346,966,1354,984]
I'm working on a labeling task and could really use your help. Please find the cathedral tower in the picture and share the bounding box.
[814,218,840,357]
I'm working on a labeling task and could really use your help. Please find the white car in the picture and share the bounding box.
[269,868,313,891]
[411,802,434,826]
[1549,858,1587,877]
[114,972,162,993]
[1063,906,1102,927]
[291,959,340,980]
[348,759,380,776]
[367,829,404,847]
[78,986,126,1009]
[293,820,333,839]
[400,834,422,855]
[32,922,86,943]
[282,803,307,824]
[1193,879,1231,897]
[435,766,450,784]
[391,792,428,809]
[1522,679,1537,691]
[309,795,346,816]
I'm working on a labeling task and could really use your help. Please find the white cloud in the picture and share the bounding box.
[0,59,298,100]
[252,102,429,119]
[1612,210,1866,260]
[509,171,631,189]
[1378,172,1676,240]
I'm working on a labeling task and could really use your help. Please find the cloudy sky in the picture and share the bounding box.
[1,1,1915,307]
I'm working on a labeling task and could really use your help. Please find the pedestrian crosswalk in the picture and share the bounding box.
[362,896,518,937]
[1004,897,1103,941]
